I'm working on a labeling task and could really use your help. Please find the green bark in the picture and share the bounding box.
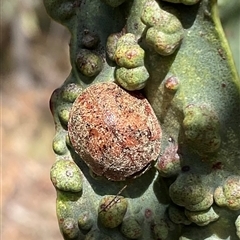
[44,0,240,239]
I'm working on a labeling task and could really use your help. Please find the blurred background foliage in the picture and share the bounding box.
[0,0,239,239]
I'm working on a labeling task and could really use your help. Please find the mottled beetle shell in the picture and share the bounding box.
[68,82,161,181]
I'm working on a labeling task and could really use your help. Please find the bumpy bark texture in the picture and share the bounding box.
[45,0,240,239]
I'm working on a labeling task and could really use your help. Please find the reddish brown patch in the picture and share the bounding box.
[126,49,137,59]
[164,76,179,91]
[212,162,223,170]
[68,82,161,181]
[145,208,153,219]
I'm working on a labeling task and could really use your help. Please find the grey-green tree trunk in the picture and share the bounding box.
[44,0,240,239]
